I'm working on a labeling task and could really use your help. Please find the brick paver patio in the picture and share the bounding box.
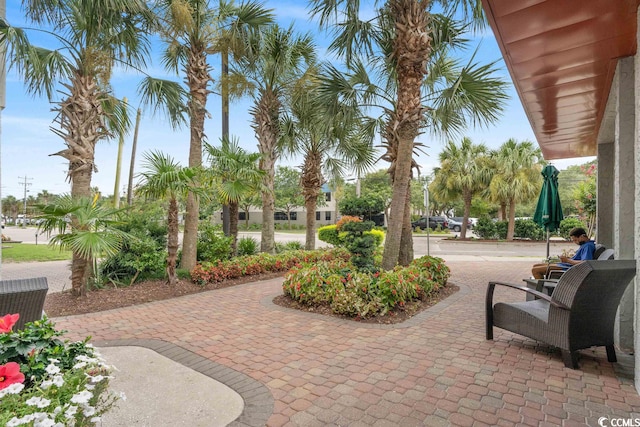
[52,260,640,426]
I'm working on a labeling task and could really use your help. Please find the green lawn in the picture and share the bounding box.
[1,243,72,262]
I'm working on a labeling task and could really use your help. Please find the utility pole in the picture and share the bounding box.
[19,176,32,228]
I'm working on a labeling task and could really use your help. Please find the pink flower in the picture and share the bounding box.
[0,313,19,333]
[0,362,25,390]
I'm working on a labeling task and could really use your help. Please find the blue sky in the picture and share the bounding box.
[0,1,594,200]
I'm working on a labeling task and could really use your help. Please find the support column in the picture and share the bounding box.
[597,142,614,248]
[634,8,640,392]
[615,57,635,352]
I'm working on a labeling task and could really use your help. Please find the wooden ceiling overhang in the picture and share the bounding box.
[481,0,640,159]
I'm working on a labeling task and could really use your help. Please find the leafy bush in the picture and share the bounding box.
[237,236,259,256]
[495,220,508,240]
[318,225,341,246]
[558,217,586,240]
[514,219,544,240]
[282,254,450,318]
[0,315,120,426]
[367,229,385,247]
[100,206,167,286]
[190,248,351,285]
[275,241,304,253]
[341,220,377,273]
[197,223,233,262]
[473,215,497,239]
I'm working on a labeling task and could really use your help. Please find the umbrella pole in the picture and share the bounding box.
[546,227,550,260]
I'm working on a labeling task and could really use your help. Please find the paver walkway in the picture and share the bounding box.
[51,260,640,426]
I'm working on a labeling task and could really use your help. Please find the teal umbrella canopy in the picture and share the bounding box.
[534,165,564,232]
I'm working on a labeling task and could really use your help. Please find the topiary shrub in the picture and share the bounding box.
[558,217,586,240]
[473,215,497,239]
[341,220,377,273]
[318,224,341,246]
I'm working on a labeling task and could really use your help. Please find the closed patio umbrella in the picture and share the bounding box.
[533,164,564,259]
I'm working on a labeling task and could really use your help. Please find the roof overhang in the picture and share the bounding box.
[481,0,639,159]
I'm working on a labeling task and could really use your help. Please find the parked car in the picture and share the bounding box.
[411,216,449,231]
[448,217,472,232]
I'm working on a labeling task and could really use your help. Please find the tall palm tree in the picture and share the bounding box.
[430,137,491,239]
[312,2,507,268]
[152,0,273,271]
[36,195,130,296]
[489,139,543,240]
[203,137,264,255]
[281,66,375,250]
[137,151,200,286]
[0,0,169,291]
[231,24,316,253]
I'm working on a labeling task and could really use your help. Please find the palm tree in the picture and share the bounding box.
[152,0,273,271]
[430,137,491,239]
[0,0,187,296]
[281,68,375,249]
[36,195,130,296]
[489,139,543,240]
[2,196,20,224]
[137,151,200,286]
[311,2,507,268]
[231,24,316,253]
[203,137,264,255]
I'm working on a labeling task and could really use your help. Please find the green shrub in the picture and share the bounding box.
[558,217,586,240]
[514,219,544,240]
[366,228,385,247]
[281,254,450,318]
[100,207,167,285]
[275,241,304,253]
[495,220,508,240]
[341,220,377,273]
[237,236,259,256]
[197,222,232,262]
[474,215,497,239]
[318,224,341,246]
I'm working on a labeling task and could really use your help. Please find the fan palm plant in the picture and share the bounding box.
[36,195,130,296]
[151,0,273,270]
[281,66,376,250]
[489,139,544,240]
[203,137,264,255]
[230,24,316,253]
[312,2,507,267]
[137,151,201,285]
[430,137,492,239]
[0,0,190,294]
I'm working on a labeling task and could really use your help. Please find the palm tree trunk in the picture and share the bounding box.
[398,179,414,265]
[507,198,516,240]
[167,198,179,286]
[260,153,276,253]
[253,90,280,254]
[461,190,472,239]
[181,46,209,271]
[55,74,107,297]
[229,202,239,255]
[381,0,430,270]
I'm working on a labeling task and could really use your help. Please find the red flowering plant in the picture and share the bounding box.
[0,315,122,426]
[0,313,20,334]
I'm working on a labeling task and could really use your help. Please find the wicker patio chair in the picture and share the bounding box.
[0,277,49,330]
[486,260,636,369]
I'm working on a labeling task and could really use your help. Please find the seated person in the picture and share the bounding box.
[531,227,596,279]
